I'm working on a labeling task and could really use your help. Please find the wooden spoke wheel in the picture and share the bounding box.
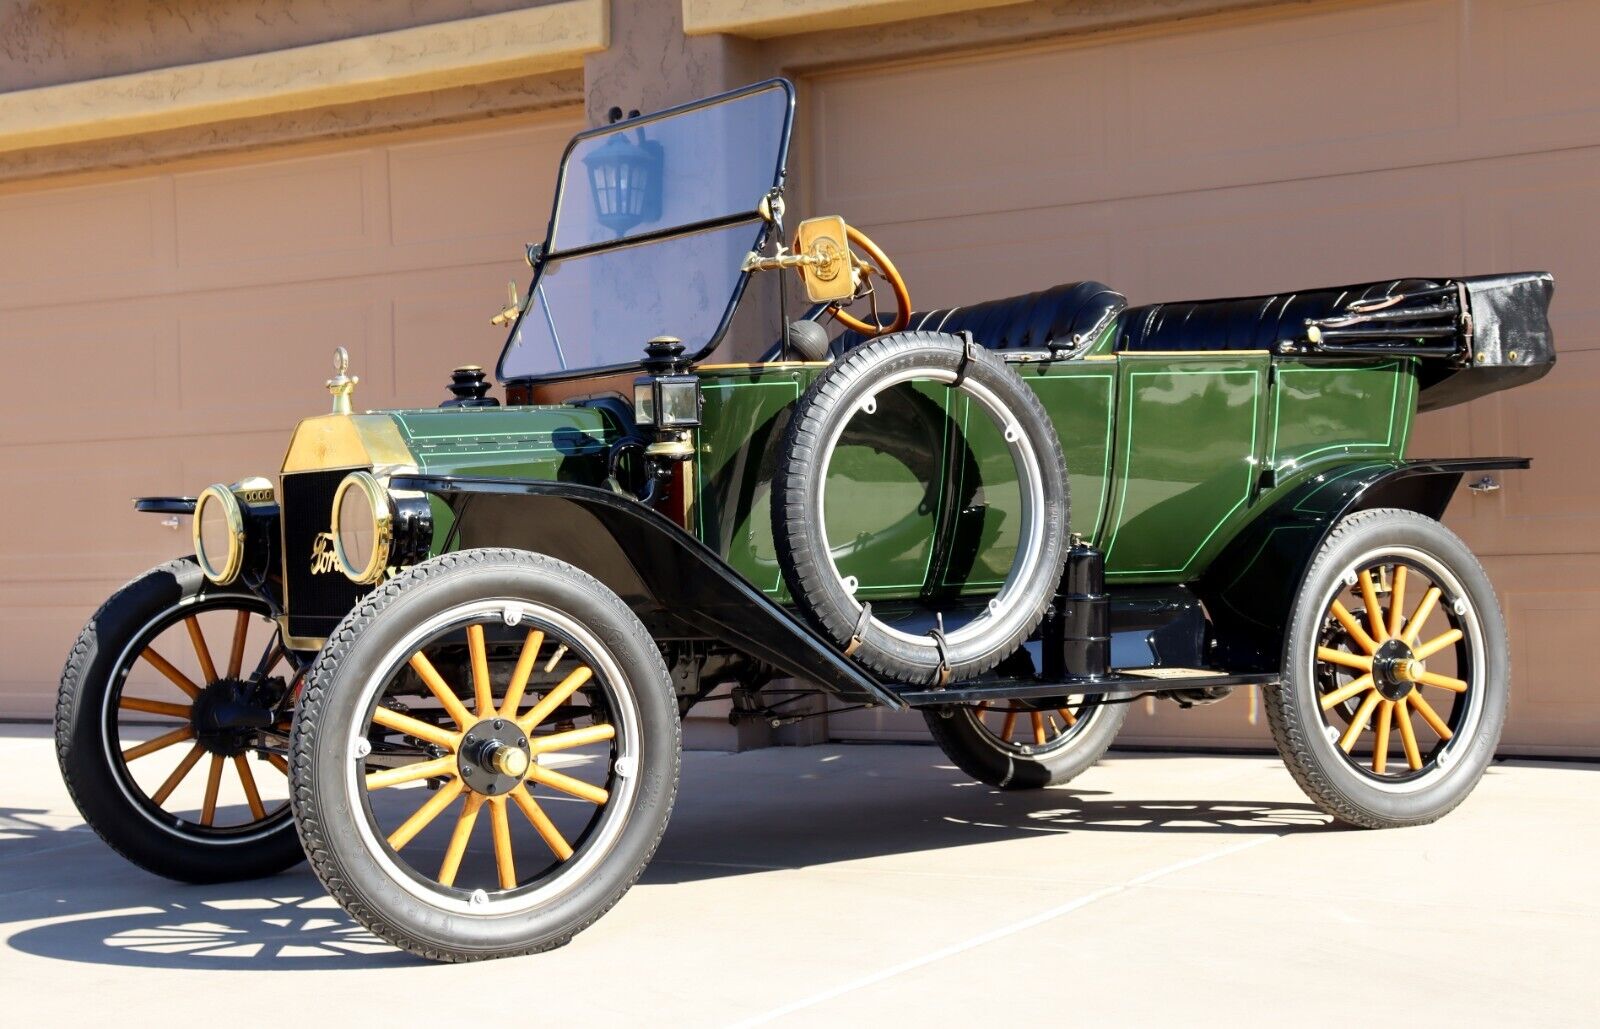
[1313,556,1477,780]
[290,550,679,962]
[56,558,305,883]
[1266,509,1507,829]
[924,693,1128,790]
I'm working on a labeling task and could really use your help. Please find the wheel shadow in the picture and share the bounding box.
[3,750,1335,970]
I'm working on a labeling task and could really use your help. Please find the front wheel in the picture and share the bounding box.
[1265,509,1508,828]
[290,549,680,962]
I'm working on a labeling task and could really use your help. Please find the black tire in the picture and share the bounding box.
[774,331,1069,684]
[925,696,1128,789]
[290,548,680,962]
[55,558,304,883]
[1265,509,1508,828]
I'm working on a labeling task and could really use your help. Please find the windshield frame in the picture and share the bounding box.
[495,78,796,386]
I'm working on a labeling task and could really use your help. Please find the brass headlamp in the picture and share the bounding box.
[330,471,394,585]
[193,484,246,585]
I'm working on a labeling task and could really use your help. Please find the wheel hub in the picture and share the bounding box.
[1371,638,1423,701]
[458,717,531,797]
[190,678,275,756]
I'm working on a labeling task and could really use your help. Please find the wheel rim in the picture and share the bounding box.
[1310,546,1484,787]
[346,600,640,915]
[103,596,294,840]
[967,696,1097,754]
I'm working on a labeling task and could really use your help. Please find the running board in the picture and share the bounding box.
[895,670,1279,707]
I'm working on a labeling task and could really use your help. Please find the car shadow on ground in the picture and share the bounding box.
[2,752,1335,970]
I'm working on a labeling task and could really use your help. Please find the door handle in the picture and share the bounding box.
[1467,475,1501,494]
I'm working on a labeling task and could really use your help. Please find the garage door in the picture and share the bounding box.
[0,107,582,719]
[812,0,1600,756]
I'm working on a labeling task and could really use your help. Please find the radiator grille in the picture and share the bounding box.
[281,469,372,641]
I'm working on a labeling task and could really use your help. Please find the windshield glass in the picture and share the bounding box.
[499,80,793,381]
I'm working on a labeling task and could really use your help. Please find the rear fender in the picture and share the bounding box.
[1197,458,1528,672]
[390,473,902,709]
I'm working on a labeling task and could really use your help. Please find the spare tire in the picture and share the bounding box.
[773,331,1069,685]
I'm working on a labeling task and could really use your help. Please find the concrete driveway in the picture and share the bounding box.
[1,723,1594,1026]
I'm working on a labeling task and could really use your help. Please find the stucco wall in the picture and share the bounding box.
[0,1,560,92]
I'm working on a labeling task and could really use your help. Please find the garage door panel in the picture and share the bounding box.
[175,149,384,268]
[1495,350,1600,546]
[1126,0,1459,167]
[392,267,525,405]
[0,304,177,446]
[1474,0,1600,122]
[1493,553,1600,755]
[175,288,382,432]
[0,176,170,302]
[388,123,572,246]
[1481,156,1600,350]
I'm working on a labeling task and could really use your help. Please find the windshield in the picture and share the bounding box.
[498,80,794,381]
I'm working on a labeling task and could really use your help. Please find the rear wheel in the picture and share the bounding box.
[926,694,1127,789]
[55,558,303,883]
[290,549,679,962]
[1265,509,1508,828]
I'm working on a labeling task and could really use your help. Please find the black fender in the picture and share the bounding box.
[1196,457,1528,672]
[389,473,903,709]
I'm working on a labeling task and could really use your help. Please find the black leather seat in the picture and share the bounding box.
[831,280,1126,355]
[1118,279,1445,353]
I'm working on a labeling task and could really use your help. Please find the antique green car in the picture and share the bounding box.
[56,80,1555,961]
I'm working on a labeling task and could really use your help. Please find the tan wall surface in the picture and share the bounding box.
[0,107,582,717]
[810,0,1600,755]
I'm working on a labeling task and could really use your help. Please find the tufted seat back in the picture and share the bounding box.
[1117,279,1445,353]
[831,281,1126,354]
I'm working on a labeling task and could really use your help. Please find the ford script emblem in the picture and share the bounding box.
[310,532,340,575]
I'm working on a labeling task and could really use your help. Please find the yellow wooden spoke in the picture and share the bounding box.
[438,794,485,887]
[1372,699,1394,774]
[511,785,573,861]
[1387,565,1408,640]
[1413,628,1463,661]
[1417,671,1468,693]
[1316,647,1373,673]
[226,610,251,680]
[151,743,206,805]
[1058,707,1077,728]
[1401,587,1441,645]
[530,723,615,754]
[201,754,224,825]
[118,696,192,719]
[1320,674,1374,711]
[185,616,219,684]
[998,710,1017,740]
[467,624,494,719]
[516,666,594,734]
[1339,690,1384,752]
[1031,712,1047,745]
[265,753,290,775]
[526,764,609,805]
[122,725,194,761]
[490,797,517,890]
[140,646,201,699]
[1329,600,1378,655]
[233,754,266,820]
[408,650,475,730]
[1409,691,1454,740]
[388,778,465,851]
[370,706,460,752]
[500,629,546,719]
[1358,571,1389,643]
[1396,698,1423,769]
[365,755,457,791]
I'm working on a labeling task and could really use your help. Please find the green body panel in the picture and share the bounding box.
[383,405,619,555]
[690,353,1414,597]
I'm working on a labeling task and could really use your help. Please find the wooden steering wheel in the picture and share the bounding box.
[808,224,912,338]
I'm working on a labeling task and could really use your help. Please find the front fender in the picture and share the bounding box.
[1196,457,1528,672]
[389,473,902,709]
